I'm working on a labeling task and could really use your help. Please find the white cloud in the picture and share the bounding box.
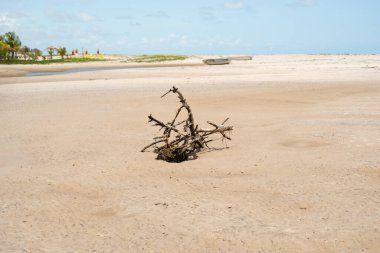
[0,13,18,31]
[0,12,28,32]
[78,12,99,22]
[224,0,245,10]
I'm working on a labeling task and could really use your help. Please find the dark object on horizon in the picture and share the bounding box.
[141,86,233,163]
[203,58,231,65]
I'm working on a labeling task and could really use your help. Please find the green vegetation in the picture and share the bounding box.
[0,31,104,64]
[3,32,21,59]
[0,41,10,60]
[46,46,56,60]
[1,32,185,64]
[57,47,67,59]
[1,58,106,65]
[130,54,188,63]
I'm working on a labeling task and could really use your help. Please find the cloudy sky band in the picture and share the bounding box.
[0,0,379,54]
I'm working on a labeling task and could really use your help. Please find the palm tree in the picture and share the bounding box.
[4,32,21,59]
[30,48,42,61]
[20,46,30,60]
[46,46,56,60]
[0,41,10,60]
[57,47,67,59]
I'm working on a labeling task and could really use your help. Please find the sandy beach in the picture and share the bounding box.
[1,54,380,252]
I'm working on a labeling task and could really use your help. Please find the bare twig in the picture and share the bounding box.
[142,87,233,163]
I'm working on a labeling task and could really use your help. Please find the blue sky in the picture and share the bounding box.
[0,0,379,55]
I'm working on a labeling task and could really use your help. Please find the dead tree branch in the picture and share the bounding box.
[142,86,233,163]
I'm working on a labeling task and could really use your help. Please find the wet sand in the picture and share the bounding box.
[0,55,379,252]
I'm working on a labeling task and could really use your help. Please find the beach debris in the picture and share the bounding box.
[141,86,233,163]
[203,58,231,65]
[154,202,169,207]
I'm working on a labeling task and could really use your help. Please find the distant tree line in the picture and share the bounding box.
[0,31,67,61]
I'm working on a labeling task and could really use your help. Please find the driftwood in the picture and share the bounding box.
[141,86,233,163]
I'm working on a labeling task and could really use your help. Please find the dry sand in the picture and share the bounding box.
[0,55,379,252]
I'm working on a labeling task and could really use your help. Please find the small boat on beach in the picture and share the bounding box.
[203,58,231,65]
